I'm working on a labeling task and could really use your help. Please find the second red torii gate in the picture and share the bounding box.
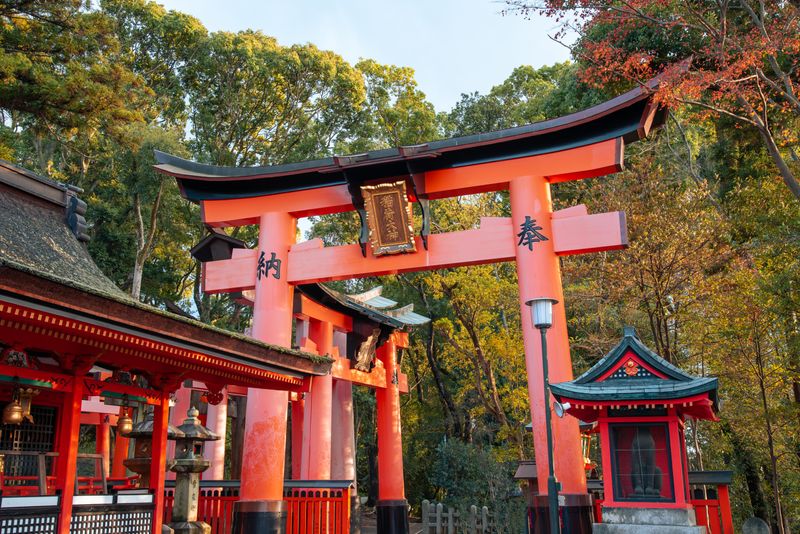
[156,79,666,534]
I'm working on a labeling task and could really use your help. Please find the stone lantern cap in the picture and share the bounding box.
[176,406,219,442]
[127,408,185,440]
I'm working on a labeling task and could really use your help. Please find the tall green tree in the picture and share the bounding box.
[443,62,605,136]
[0,0,145,128]
[183,31,365,166]
[348,59,437,151]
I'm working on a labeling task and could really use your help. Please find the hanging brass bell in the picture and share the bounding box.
[3,399,23,425]
[117,408,134,436]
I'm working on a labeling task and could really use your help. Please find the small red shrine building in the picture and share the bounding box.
[0,160,330,534]
[551,327,725,533]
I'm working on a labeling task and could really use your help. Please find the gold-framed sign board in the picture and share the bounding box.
[361,180,417,256]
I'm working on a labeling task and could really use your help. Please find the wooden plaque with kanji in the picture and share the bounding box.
[361,180,416,256]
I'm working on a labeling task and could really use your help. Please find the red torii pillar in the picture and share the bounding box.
[205,387,228,480]
[511,176,589,528]
[96,415,111,480]
[56,378,84,534]
[291,319,308,480]
[331,329,357,523]
[303,319,334,480]
[375,332,408,531]
[166,385,192,481]
[232,211,295,533]
[110,421,130,478]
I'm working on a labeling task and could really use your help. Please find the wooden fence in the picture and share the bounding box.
[420,500,494,534]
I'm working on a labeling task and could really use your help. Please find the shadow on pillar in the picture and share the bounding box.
[376,499,409,534]
[232,500,287,534]
[528,494,593,534]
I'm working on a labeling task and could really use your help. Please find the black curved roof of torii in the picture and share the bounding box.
[155,78,667,203]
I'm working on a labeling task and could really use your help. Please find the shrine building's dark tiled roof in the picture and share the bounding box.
[0,161,126,297]
[0,160,329,376]
[550,327,718,409]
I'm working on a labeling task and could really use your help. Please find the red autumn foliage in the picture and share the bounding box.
[505,0,800,200]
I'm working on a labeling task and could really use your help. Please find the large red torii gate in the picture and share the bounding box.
[156,79,665,534]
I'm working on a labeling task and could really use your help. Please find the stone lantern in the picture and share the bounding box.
[168,406,219,534]
[551,327,719,534]
[124,408,184,487]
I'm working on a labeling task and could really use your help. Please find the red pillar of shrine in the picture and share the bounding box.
[233,211,295,533]
[291,319,307,479]
[330,329,356,482]
[331,330,358,528]
[96,415,111,478]
[290,394,305,479]
[111,418,130,478]
[375,334,408,533]
[57,380,84,534]
[150,392,171,534]
[305,319,333,480]
[205,388,228,480]
[510,175,592,533]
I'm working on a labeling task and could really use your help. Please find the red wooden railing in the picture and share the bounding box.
[692,483,735,534]
[163,480,352,534]
[164,486,239,534]
[284,485,351,534]
[589,471,735,534]
[0,451,117,496]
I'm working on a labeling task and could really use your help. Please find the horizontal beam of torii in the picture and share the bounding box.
[203,206,626,289]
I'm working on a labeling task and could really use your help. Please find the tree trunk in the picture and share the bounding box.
[365,401,379,508]
[130,180,165,300]
[794,379,800,467]
[721,422,769,521]
[410,280,465,439]
[758,125,800,201]
[423,320,464,439]
[756,355,785,534]
[786,310,800,467]
[690,420,707,500]
[737,93,800,202]
[406,347,425,403]
[131,256,145,301]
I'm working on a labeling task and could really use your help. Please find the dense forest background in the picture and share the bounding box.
[2,1,799,531]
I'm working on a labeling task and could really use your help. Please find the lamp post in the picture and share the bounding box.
[525,297,560,534]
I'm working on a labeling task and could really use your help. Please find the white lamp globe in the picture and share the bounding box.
[525,297,558,329]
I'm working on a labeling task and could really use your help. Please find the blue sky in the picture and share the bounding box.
[156,0,573,112]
